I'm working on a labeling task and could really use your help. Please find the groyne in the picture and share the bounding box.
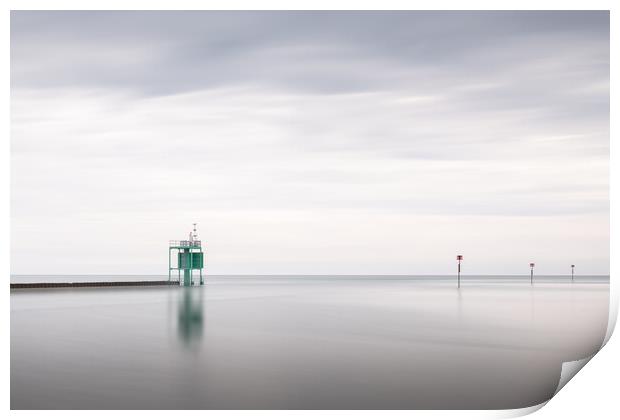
[11,281,178,289]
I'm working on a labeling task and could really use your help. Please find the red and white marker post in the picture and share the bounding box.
[457,255,463,288]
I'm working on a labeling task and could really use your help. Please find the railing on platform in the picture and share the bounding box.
[169,240,202,248]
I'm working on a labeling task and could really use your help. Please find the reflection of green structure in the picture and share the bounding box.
[169,224,204,286]
[178,288,203,344]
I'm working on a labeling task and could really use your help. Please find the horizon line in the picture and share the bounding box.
[9,273,610,277]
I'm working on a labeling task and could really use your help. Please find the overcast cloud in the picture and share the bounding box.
[10,11,609,275]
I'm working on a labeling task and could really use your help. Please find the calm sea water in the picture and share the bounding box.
[11,275,610,409]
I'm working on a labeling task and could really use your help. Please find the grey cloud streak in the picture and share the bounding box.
[11,11,609,95]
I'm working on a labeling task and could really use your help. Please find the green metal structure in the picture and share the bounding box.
[169,224,204,286]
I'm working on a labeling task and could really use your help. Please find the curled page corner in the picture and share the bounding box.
[493,354,598,419]
[493,345,607,419]
[554,354,596,397]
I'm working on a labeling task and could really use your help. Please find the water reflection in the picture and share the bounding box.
[177,287,203,347]
[11,278,610,409]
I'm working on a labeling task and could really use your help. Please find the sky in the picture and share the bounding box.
[10,11,609,275]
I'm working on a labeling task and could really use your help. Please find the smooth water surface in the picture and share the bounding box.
[11,275,609,409]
